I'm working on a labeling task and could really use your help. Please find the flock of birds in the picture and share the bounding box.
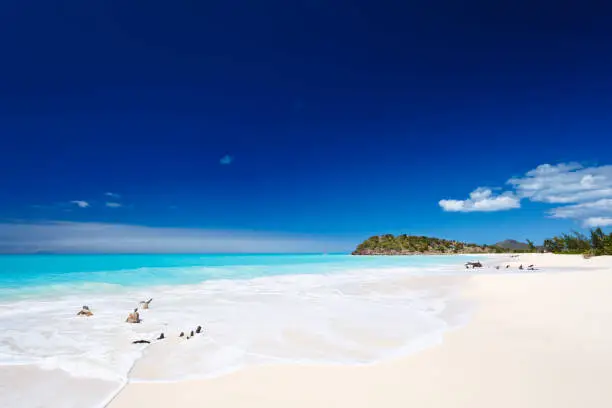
[465,261,538,271]
[132,325,204,344]
[76,298,204,345]
[77,257,539,345]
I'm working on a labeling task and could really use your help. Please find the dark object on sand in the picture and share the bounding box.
[506,265,510,269]
[195,326,202,334]
[179,332,184,337]
[157,333,165,340]
[519,264,524,270]
[465,261,483,268]
[495,266,500,270]
[190,330,194,337]
[77,305,93,317]
[132,340,151,344]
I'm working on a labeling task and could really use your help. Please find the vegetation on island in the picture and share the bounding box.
[542,228,612,256]
[352,234,505,255]
[352,228,612,256]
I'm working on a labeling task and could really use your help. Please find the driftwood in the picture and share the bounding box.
[465,261,483,268]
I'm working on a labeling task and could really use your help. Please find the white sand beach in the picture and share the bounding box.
[108,254,612,408]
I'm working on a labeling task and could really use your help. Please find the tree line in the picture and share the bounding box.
[542,228,612,256]
[353,229,612,256]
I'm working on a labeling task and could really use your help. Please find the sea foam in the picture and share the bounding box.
[0,263,471,385]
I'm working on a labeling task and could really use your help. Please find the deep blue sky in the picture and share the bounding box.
[1,1,612,250]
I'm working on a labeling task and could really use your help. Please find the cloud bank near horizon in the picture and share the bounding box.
[0,221,353,254]
[439,162,612,227]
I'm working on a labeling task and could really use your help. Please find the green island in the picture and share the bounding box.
[352,228,612,256]
[352,235,505,255]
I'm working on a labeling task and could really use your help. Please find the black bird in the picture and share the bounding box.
[157,333,165,340]
[132,340,151,344]
[195,326,202,334]
[179,332,184,337]
[190,330,194,337]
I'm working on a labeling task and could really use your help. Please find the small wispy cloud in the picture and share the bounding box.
[220,154,234,165]
[105,202,122,208]
[70,200,90,208]
[105,192,121,199]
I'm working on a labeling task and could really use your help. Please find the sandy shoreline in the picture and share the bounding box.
[109,254,612,408]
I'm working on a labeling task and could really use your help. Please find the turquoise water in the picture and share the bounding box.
[0,254,468,297]
[0,253,474,407]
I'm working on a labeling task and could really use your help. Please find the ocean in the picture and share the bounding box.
[0,254,475,407]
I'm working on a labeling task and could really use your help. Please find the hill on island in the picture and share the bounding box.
[352,234,504,255]
[494,239,530,251]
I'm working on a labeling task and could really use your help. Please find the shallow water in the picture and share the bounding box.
[0,254,475,407]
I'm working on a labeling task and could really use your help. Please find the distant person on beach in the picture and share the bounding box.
[77,305,93,317]
[139,298,153,309]
[126,308,141,323]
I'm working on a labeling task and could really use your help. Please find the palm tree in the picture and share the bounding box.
[526,239,536,252]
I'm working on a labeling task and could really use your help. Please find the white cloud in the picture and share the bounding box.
[508,163,612,204]
[105,192,120,198]
[106,202,122,208]
[0,221,353,254]
[524,162,583,177]
[220,154,233,165]
[548,199,612,226]
[439,188,520,212]
[441,162,612,226]
[70,200,90,208]
[583,217,612,227]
